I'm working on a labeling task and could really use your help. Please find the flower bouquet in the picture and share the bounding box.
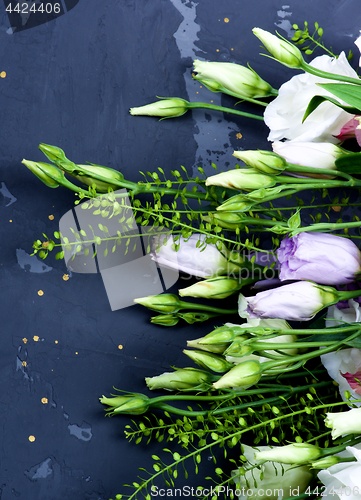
[22,22,361,500]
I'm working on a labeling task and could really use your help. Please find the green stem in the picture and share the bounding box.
[178,300,238,315]
[187,101,264,121]
[292,220,361,235]
[302,61,361,86]
[262,327,361,373]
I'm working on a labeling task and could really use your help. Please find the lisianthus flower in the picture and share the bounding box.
[232,444,312,500]
[321,300,361,405]
[151,233,243,278]
[325,408,361,439]
[264,52,357,143]
[277,232,361,285]
[272,140,345,176]
[318,445,361,499]
[239,281,339,321]
[336,116,361,146]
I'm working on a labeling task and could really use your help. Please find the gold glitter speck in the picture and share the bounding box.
[33,335,40,342]
[41,398,48,404]
[236,132,243,139]
[0,71,6,78]
[332,206,342,212]
[54,340,59,344]
[224,17,229,23]
[28,435,36,442]
[22,338,28,344]
[62,274,69,281]
[118,344,123,350]
[37,290,44,296]
[22,361,27,367]
[48,214,54,221]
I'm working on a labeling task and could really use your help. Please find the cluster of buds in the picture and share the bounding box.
[23,143,127,194]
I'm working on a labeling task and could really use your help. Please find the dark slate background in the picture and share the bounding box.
[0,1,360,499]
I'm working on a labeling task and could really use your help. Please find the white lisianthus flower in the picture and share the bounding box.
[318,445,361,499]
[151,233,243,278]
[321,300,361,405]
[232,444,312,500]
[325,408,361,439]
[272,141,345,174]
[355,32,361,67]
[264,52,358,143]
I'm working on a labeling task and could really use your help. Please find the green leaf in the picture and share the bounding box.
[303,93,361,123]
[319,83,361,110]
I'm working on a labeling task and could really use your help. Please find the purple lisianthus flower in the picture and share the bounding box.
[238,281,339,321]
[277,232,361,286]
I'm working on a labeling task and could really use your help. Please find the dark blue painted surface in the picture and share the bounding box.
[1,1,361,498]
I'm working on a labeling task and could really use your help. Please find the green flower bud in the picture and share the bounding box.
[205,168,276,191]
[134,294,182,313]
[192,59,274,99]
[179,276,242,300]
[311,456,342,469]
[183,349,233,373]
[197,325,247,345]
[129,97,189,119]
[39,143,125,192]
[253,27,305,69]
[146,367,215,391]
[208,212,248,230]
[212,359,262,390]
[150,314,180,326]
[255,443,322,465]
[22,160,63,188]
[99,393,150,415]
[224,338,253,357]
[233,149,287,174]
[186,337,227,354]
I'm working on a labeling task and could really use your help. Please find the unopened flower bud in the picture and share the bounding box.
[99,394,150,415]
[183,349,233,373]
[150,314,180,326]
[255,443,322,465]
[186,337,227,354]
[206,168,276,191]
[134,294,181,313]
[253,27,305,69]
[22,160,63,188]
[212,359,262,389]
[130,97,189,119]
[146,367,215,391]
[311,456,342,469]
[179,276,243,300]
[193,59,274,99]
[197,325,248,345]
[233,149,287,174]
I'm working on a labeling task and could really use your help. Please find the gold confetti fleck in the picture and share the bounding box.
[216,49,220,52]
[224,17,230,23]
[33,335,40,342]
[62,274,70,281]
[41,397,48,404]
[117,344,123,350]
[75,351,78,355]
[22,338,28,344]
[9,219,12,223]
[37,290,44,296]
[332,206,342,212]
[22,361,27,367]
[231,47,235,51]
[28,435,36,442]
[0,71,7,78]
[54,340,59,344]
[48,214,54,221]
[236,132,243,139]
